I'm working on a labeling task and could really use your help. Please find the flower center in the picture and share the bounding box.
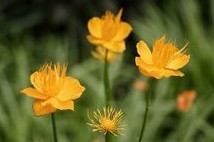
[101,117,116,131]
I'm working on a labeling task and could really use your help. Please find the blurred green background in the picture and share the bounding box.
[0,0,214,141]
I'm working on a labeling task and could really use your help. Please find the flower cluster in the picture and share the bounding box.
[20,7,192,141]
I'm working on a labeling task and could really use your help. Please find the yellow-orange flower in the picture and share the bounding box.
[135,35,190,79]
[91,46,119,61]
[177,90,196,112]
[133,79,149,91]
[21,63,85,116]
[87,107,124,136]
[87,9,132,53]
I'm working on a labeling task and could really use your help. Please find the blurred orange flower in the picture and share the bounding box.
[21,63,85,116]
[91,46,119,61]
[133,79,149,91]
[177,90,196,112]
[87,9,132,53]
[135,35,190,79]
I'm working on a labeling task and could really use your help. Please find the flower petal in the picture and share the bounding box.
[91,46,118,61]
[21,87,47,100]
[152,35,165,51]
[166,54,190,70]
[152,35,166,62]
[87,35,103,44]
[33,100,56,116]
[113,22,132,41]
[135,57,157,77]
[103,41,125,53]
[115,9,123,22]
[135,57,184,79]
[30,72,44,93]
[57,77,85,101]
[88,17,102,38]
[43,98,74,110]
[136,41,152,64]
[55,100,74,110]
[150,68,184,79]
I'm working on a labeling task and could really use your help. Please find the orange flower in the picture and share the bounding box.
[21,63,85,116]
[135,35,190,79]
[91,46,119,61]
[87,9,132,53]
[177,90,196,112]
[133,79,149,91]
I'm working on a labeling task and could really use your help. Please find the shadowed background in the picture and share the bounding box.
[0,0,214,142]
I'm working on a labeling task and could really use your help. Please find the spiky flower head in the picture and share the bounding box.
[87,107,124,136]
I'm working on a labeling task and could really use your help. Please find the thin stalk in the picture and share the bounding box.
[51,113,58,142]
[104,50,111,107]
[105,132,110,142]
[138,79,156,142]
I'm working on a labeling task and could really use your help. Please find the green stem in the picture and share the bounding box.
[105,132,110,142]
[138,79,156,142]
[104,50,111,107]
[51,113,58,142]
